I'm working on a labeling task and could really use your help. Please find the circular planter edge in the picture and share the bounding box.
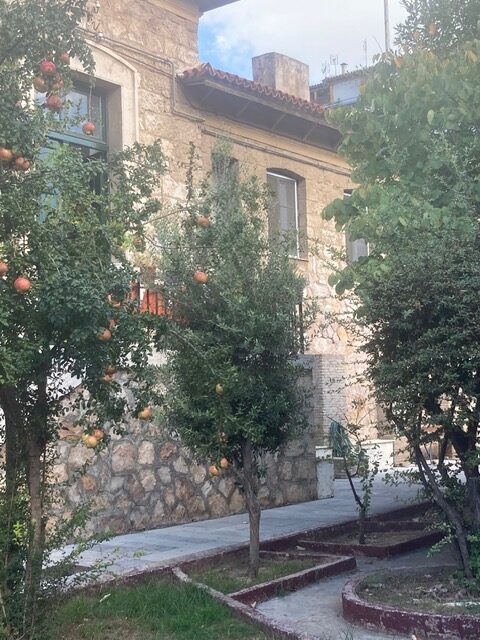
[342,566,480,640]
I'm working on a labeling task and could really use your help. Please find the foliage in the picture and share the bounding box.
[50,578,267,640]
[323,0,480,579]
[397,0,480,52]
[329,419,354,459]
[155,146,313,575]
[0,2,166,637]
[330,419,379,544]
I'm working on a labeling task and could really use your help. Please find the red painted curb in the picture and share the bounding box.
[173,566,315,640]
[342,567,480,640]
[230,555,356,605]
[298,529,444,559]
[261,501,435,553]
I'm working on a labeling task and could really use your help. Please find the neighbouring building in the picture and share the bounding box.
[310,67,368,108]
[54,0,397,535]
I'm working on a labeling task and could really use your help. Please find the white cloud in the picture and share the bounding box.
[201,0,407,84]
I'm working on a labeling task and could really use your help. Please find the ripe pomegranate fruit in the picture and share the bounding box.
[38,59,57,76]
[0,147,13,162]
[196,215,211,227]
[193,270,208,284]
[82,121,96,136]
[137,406,153,420]
[33,76,48,92]
[13,276,32,293]
[46,94,63,112]
[82,434,98,449]
[97,329,112,341]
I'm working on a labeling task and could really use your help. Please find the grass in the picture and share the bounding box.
[189,555,324,594]
[50,578,268,640]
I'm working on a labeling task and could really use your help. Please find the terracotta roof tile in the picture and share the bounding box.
[180,63,326,115]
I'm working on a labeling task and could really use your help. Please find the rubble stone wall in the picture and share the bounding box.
[54,414,317,537]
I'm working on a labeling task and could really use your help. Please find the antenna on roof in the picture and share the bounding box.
[329,55,338,76]
[363,39,368,67]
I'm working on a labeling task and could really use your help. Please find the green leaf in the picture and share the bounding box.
[328,272,340,287]
[427,109,435,124]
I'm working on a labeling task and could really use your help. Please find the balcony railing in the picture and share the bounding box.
[128,279,305,352]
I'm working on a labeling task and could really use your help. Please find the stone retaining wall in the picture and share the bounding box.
[53,412,317,536]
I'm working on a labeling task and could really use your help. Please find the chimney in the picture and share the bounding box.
[252,53,310,101]
[341,62,348,75]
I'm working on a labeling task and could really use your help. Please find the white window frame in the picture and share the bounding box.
[267,171,300,259]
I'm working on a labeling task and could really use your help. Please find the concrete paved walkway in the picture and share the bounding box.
[258,545,457,640]
[59,475,454,640]
[68,475,421,575]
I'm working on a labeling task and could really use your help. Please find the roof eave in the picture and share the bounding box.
[198,0,238,11]
[180,76,341,151]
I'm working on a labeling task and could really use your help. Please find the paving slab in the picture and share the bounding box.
[57,475,422,575]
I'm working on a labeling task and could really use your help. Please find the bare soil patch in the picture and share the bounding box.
[358,569,480,616]
[333,529,424,546]
[189,552,331,594]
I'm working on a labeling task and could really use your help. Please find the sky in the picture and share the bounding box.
[199,0,407,85]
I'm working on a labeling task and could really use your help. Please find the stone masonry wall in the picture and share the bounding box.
[53,414,317,536]
[45,0,385,535]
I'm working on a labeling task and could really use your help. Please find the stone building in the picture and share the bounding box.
[55,0,393,535]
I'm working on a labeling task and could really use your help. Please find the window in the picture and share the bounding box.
[38,85,108,221]
[344,189,369,263]
[346,236,369,262]
[48,84,107,160]
[267,171,305,258]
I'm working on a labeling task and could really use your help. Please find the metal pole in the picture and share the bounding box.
[384,0,391,51]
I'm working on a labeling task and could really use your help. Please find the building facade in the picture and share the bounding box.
[54,0,392,535]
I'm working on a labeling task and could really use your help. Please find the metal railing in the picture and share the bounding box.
[129,280,305,351]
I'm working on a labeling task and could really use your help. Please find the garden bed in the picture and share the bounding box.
[185,549,355,605]
[342,567,480,640]
[296,519,443,559]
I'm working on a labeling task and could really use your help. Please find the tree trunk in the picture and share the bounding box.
[0,385,21,508]
[0,385,23,611]
[343,453,367,544]
[466,474,480,532]
[24,431,45,634]
[414,445,474,579]
[242,441,261,577]
[358,505,367,545]
[24,376,48,638]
